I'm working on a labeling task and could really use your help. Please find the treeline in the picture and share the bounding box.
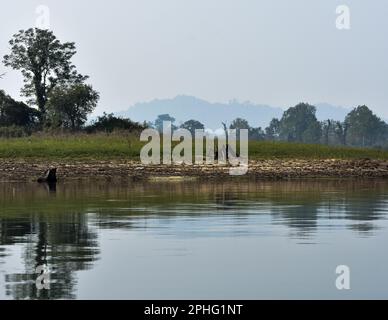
[1,28,387,149]
[257,103,388,148]
[0,28,146,137]
[151,102,388,149]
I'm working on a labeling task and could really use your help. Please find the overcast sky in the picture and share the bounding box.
[1,0,387,117]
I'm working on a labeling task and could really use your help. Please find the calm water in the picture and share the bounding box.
[0,179,388,300]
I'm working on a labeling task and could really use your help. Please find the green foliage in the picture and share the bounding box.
[86,113,146,134]
[265,118,281,140]
[0,134,388,160]
[0,126,28,138]
[230,118,265,140]
[47,83,99,130]
[180,119,204,135]
[302,121,322,144]
[154,114,176,132]
[261,104,388,148]
[278,103,321,143]
[345,105,388,147]
[0,90,39,129]
[249,127,265,141]
[248,141,388,160]
[3,28,87,121]
[1,27,388,152]
[230,118,250,130]
[0,133,143,159]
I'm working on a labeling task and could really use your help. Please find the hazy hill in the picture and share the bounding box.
[117,95,350,129]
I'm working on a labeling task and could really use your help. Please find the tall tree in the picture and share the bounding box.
[180,119,204,136]
[265,118,281,140]
[230,118,250,140]
[345,105,387,147]
[302,121,322,144]
[230,118,250,130]
[333,121,348,146]
[321,120,332,145]
[279,103,321,143]
[249,127,265,141]
[154,114,176,132]
[3,28,86,122]
[47,84,99,130]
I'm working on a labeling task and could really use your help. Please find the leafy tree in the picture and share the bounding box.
[249,127,265,141]
[321,120,332,145]
[180,119,204,135]
[154,114,176,132]
[279,103,320,143]
[345,105,387,147]
[230,118,250,130]
[86,113,146,133]
[230,118,250,140]
[265,118,281,140]
[3,28,86,122]
[302,121,322,144]
[0,90,39,129]
[47,84,99,130]
[333,121,348,146]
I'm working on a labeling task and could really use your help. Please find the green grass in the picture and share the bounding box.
[0,133,143,160]
[1,133,388,160]
[248,141,388,160]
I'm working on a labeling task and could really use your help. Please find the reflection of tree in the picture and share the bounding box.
[0,248,5,263]
[1,179,388,299]
[271,181,388,238]
[342,196,386,236]
[88,179,388,239]
[1,212,99,300]
[343,199,385,221]
[0,218,32,245]
[214,192,239,208]
[271,204,319,238]
[348,222,375,234]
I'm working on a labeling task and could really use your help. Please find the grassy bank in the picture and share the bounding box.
[1,133,388,160]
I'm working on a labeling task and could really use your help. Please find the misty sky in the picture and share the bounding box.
[0,0,387,117]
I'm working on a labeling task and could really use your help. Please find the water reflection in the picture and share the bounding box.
[1,214,98,299]
[0,179,387,299]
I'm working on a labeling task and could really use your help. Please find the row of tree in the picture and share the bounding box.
[152,103,388,148]
[263,103,388,148]
[1,28,387,148]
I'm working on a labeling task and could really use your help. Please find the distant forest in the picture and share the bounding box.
[1,28,387,149]
[150,103,388,149]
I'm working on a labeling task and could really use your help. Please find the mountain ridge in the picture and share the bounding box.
[116,95,351,129]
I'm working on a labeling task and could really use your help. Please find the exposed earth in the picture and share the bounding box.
[2,159,388,182]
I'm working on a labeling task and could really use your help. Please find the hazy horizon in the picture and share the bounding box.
[1,0,388,118]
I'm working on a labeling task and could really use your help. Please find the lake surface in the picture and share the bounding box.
[0,179,387,300]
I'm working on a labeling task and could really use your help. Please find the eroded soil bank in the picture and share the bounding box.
[2,158,388,182]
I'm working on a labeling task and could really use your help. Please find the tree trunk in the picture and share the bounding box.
[37,168,57,183]
[33,74,47,123]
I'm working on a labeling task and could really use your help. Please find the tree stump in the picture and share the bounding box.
[37,168,57,183]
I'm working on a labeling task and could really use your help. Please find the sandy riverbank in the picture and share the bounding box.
[2,158,388,182]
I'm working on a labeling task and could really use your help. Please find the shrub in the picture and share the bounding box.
[85,113,147,134]
[0,126,28,138]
